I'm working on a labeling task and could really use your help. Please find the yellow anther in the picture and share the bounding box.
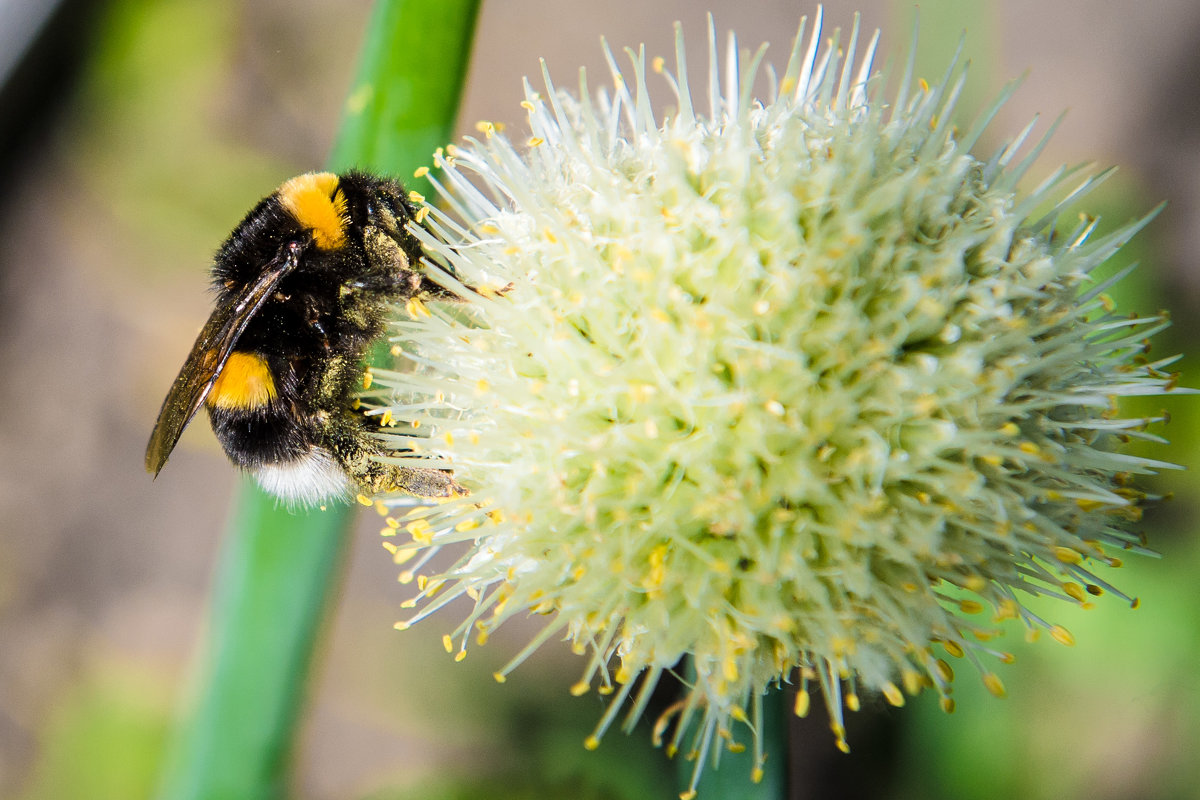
[794,688,811,717]
[393,620,410,631]
[1063,583,1087,602]
[355,494,372,506]
[993,599,1019,621]
[1049,625,1075,646]
[406,297,430,318]
[413,166,430,178]
[943,640,965,658]
[983,673,1006,698]
[882,682,905,707]
[442,635,453,653]
[493,672,506,683]
[584,736,600,751]
[1053,546,1083,564]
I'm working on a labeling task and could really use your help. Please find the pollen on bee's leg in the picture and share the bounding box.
[383,466,467,499]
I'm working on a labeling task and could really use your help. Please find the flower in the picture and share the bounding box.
[365,10,1183,794]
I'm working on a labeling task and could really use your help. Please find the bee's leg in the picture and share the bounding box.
[372,461,467,499]
[321,413,466,499]
[283,292,334,351]
[359,224,502,301]
[307,315,332,351]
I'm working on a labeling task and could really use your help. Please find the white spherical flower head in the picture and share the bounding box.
[365,11,1187,792]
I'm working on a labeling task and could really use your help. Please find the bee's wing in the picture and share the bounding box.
[145,243,303,476]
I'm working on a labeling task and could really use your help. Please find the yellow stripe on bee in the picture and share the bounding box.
[277,172,348,250]
[207,351,276,410]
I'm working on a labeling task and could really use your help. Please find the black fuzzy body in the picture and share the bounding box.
[147,170,463,503]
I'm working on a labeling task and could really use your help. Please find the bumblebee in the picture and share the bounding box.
[146,171,465,505]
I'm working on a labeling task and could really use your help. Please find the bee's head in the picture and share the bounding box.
[357,174,418,240]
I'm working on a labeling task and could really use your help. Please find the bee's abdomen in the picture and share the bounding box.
[207,403,315,468]
[207,352,278,411]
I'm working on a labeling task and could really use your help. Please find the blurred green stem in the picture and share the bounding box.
[157,3,479,799]
[680,676,788,799]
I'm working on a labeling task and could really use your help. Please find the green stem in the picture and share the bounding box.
[676,669,789,799]
[329,0,481,180]
[157,481,354,800]
[157,3,479,799]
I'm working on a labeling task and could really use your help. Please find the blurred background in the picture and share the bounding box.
[1,0,1199,798]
